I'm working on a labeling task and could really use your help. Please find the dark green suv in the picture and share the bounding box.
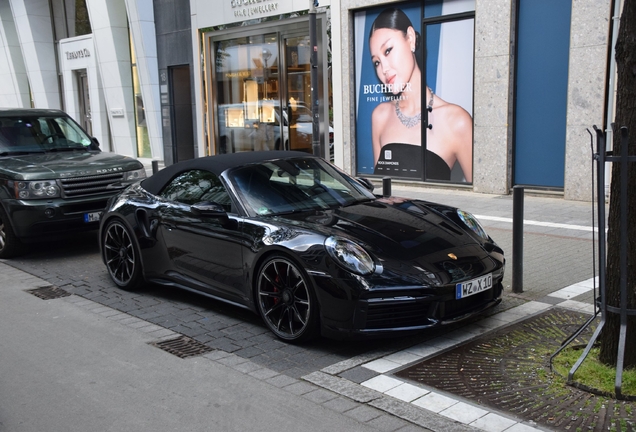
[0,109,146,258]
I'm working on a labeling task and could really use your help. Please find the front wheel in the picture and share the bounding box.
[256,255,319,342]
[0,206,27,258]
[102,219,143,290]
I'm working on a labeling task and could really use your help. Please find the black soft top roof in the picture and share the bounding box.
[141,151,315,195]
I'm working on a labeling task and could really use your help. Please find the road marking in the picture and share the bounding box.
[475,215,598,232]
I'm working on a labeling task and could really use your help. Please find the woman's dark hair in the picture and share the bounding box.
[369,8,421,49]
[369,8,422,68]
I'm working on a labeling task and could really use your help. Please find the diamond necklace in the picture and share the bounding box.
[394,87,434,129]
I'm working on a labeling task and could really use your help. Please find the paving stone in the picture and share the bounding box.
[339,365,380,384]
[215,353,249,367]
[284,381,317,396]
[345,405,384,422]
[302,388,339,404]
[231,360,262,375]
[366,413,413,432]
[321,396,362,414]
[247,368,280,381]
[232,346,265,359]
[265,374,298,388]
[302,371,381,404]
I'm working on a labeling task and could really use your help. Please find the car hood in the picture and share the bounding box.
[0,151,142,180]
[271,197,498,286]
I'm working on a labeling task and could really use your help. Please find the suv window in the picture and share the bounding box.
[0,115,92,152]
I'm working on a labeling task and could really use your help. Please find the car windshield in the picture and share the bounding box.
[0,115,93,155]
[229,157,376,216]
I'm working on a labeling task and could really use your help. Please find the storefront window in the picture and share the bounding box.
[214,34,281,154]
[354,0,475,183]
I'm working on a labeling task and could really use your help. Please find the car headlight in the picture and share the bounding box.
[457,209,489,241]
[325,236,375,275]
[123,168,147,181]
[14,180,61,199]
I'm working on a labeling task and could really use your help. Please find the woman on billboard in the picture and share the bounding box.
[369,7,473,182]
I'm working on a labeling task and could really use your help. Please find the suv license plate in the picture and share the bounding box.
[84,212,101,223]
[456,274,492,299]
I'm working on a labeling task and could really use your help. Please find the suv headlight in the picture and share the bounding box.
[457,209,489,241]
[14,180,61,199]
[123,168,147,181]
[325,236,375,276]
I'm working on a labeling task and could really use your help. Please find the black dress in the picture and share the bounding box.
[374,143,451,180]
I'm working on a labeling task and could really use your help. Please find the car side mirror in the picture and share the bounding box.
[191,201,232,226]
[356,177,375,192]
[90,137,101,151]
[191,201,227,217]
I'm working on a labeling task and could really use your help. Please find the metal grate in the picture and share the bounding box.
[150,336,214,359]
[59,172,124,198]
[26,286,71,300]
[394,309,634,432]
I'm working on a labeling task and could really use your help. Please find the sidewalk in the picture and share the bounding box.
[0,262,418,432]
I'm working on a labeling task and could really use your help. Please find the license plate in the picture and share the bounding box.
[456,273,492,299]
[84,212,101,223]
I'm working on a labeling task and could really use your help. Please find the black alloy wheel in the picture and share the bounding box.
[103,219,143,290]
[256,256,318,342]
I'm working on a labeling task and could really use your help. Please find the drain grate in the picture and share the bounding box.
[26,286,71,300]
[150,335,213,359]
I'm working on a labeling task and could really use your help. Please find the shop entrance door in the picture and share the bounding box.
[210,19,327,156]
[77,70,92,135]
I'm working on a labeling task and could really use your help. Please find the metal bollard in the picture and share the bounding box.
[151,160,159,175]
[382,177,392,197]
[512,186,524,293]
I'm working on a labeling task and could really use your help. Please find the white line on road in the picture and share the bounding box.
[475,215,598,232]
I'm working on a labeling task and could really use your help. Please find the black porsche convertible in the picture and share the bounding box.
[99,151,505,342]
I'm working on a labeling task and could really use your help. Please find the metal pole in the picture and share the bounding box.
[382,177,391,197]
[512,186,524,293]
[309,1,320,157]
[152,160,159,175]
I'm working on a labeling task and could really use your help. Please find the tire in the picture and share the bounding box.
[256,255,319,342]
[0,206,27,258]
[102,219,143,290]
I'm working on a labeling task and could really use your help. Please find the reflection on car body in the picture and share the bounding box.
[99,151,504,342]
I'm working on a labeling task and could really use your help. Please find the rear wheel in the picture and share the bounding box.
[102,219,143,290]
[256,255,319,342]
[0,206,27,258]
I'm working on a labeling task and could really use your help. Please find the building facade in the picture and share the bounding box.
[0,0,619,200]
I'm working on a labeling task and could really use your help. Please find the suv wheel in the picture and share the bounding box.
[0,207,27,258]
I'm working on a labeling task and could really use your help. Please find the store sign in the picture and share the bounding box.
[230,0,279,18]
[65,48,91,60]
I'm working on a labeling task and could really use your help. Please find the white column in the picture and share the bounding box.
[86,0,136,156]
[8,0,60,108]
[125,0,163,161]
[0,0,30,107]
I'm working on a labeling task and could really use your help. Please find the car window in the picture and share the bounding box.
[229,157,375,216]
[159,170,233,211]
[0,115,92,152]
